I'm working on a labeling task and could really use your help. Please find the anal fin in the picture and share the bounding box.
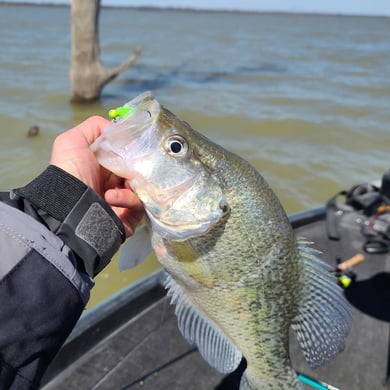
[165,275,242,374]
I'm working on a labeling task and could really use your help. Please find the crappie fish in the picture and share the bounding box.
[91,92,351,389]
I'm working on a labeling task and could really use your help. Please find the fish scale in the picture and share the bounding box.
[91,91,351,389]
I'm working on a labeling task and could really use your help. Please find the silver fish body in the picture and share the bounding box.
[91,92,351,389]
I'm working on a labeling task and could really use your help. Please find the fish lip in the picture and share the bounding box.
[90,91,160,172]
[144,194,229,242]
[136,173,201,206]
[146,208,221,241]
[134,174,228,242]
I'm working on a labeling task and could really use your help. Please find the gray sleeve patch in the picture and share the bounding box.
[0,220,30,280]
[0,202,92,305]
[75,202,122,262]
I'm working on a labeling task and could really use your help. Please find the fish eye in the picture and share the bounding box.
[166,136,188,156]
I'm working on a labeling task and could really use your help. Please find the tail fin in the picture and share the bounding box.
[292,238,352,368]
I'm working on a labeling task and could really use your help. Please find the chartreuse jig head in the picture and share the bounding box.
[108,105,133,120]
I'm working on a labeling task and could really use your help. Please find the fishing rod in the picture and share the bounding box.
[120,343,340,390]
[298,372,340,390]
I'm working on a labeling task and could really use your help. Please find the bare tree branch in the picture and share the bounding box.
[104,48,142,84]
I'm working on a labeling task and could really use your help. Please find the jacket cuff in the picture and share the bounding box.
[12,165,125,277]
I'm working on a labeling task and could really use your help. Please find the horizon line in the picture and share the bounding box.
[1,1,390,18]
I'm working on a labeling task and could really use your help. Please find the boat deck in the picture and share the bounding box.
[41,282,227,390]
[41,206,390,389]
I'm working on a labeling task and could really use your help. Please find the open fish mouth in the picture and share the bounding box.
[90,92,160,179]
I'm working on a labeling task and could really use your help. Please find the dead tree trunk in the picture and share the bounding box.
[70,0,140,103]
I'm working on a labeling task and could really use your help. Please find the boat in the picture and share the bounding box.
[41,172,390,390]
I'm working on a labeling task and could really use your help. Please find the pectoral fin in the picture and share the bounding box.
[119,224,153,270]
[165,275,242,373]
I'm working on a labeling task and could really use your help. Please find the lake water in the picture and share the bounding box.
[1,4,389,307]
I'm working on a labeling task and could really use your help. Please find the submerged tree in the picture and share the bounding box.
[70,0,140,103]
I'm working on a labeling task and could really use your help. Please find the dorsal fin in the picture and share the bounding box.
[292,238,352,368]
[165,275,242,373]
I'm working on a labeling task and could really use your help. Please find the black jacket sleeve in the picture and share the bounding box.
[0,165,126,389]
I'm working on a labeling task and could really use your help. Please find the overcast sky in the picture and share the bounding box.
[4,0,390,16]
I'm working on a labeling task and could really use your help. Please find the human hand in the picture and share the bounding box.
[50,116,144,237]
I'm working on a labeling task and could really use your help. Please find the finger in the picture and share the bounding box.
[73,116,111,145]
[112,206,145,237]
[102,171,124,192]
[105,188,144,210]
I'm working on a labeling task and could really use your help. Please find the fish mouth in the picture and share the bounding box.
[90,91,160,178]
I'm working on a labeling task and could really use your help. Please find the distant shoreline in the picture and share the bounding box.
[0,1,389,18]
